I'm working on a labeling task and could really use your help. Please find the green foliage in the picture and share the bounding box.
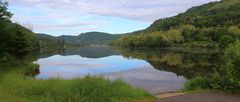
[77,32,122,45]
[0,1,12,60]
[114,25,240,48]
[0,64,155,102]
[148,0,240,30]
[162,29,184,44]
[228,26,240,38]
[37,34,66,52]
[223,41,240,81]
[180,25,197,42]
[218,35,235,47]
[9,27,30,64]
[113,29,184,48]
[184,76,206,91]
[38,32,122,50]
[113,0,240,48]
[185,41,240,94]
[0,1,12,21]
[184,73,222,91]
[0,1,37,62]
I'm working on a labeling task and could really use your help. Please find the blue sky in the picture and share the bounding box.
[8,0,219,36]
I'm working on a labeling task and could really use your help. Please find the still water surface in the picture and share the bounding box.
[35,46,220,94]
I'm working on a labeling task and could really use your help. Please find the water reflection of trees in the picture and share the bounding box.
[25,67,40,77]
[117,48,223,79]
[37,46,119,59]
[35,46,223,79]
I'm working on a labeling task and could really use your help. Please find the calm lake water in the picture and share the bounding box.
[35,46,221,94]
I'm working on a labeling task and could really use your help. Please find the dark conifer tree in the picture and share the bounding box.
[10,26,30,65]
[0,1,12,60]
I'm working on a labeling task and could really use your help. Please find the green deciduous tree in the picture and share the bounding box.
[163,29,184,44]
[228,26,240,38]
[218,35,235,48]
[219,40,240,93]
[180,25,197,42]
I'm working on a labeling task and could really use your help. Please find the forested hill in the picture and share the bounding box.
[0,0,38,62]
[77,32,122,45]
[113,0,240,48]
[147,0,240,31]
[37,32,122,47]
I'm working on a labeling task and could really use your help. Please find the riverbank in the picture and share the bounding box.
[0,63,155,102]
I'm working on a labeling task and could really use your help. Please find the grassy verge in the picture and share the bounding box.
[0,63,155,102]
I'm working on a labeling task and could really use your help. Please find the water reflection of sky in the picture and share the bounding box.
[36,53,186,94]
[36,55,152,79]
[103,67,186,94]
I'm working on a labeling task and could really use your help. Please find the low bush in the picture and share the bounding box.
[184,41,240,94]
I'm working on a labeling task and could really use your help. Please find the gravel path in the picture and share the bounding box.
[156,92,240,102]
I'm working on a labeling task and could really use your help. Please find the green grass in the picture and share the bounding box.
[0,63,155,102]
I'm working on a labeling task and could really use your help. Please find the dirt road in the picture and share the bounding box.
[156,92,240,102]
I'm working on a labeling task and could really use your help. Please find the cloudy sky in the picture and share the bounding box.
[8,0,219,36]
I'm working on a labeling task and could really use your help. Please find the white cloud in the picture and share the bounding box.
[33,22,99,31]
[7,0,220,35]
[9,0,220,22]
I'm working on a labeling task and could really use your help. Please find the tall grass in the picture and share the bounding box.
[0,63,155,102]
